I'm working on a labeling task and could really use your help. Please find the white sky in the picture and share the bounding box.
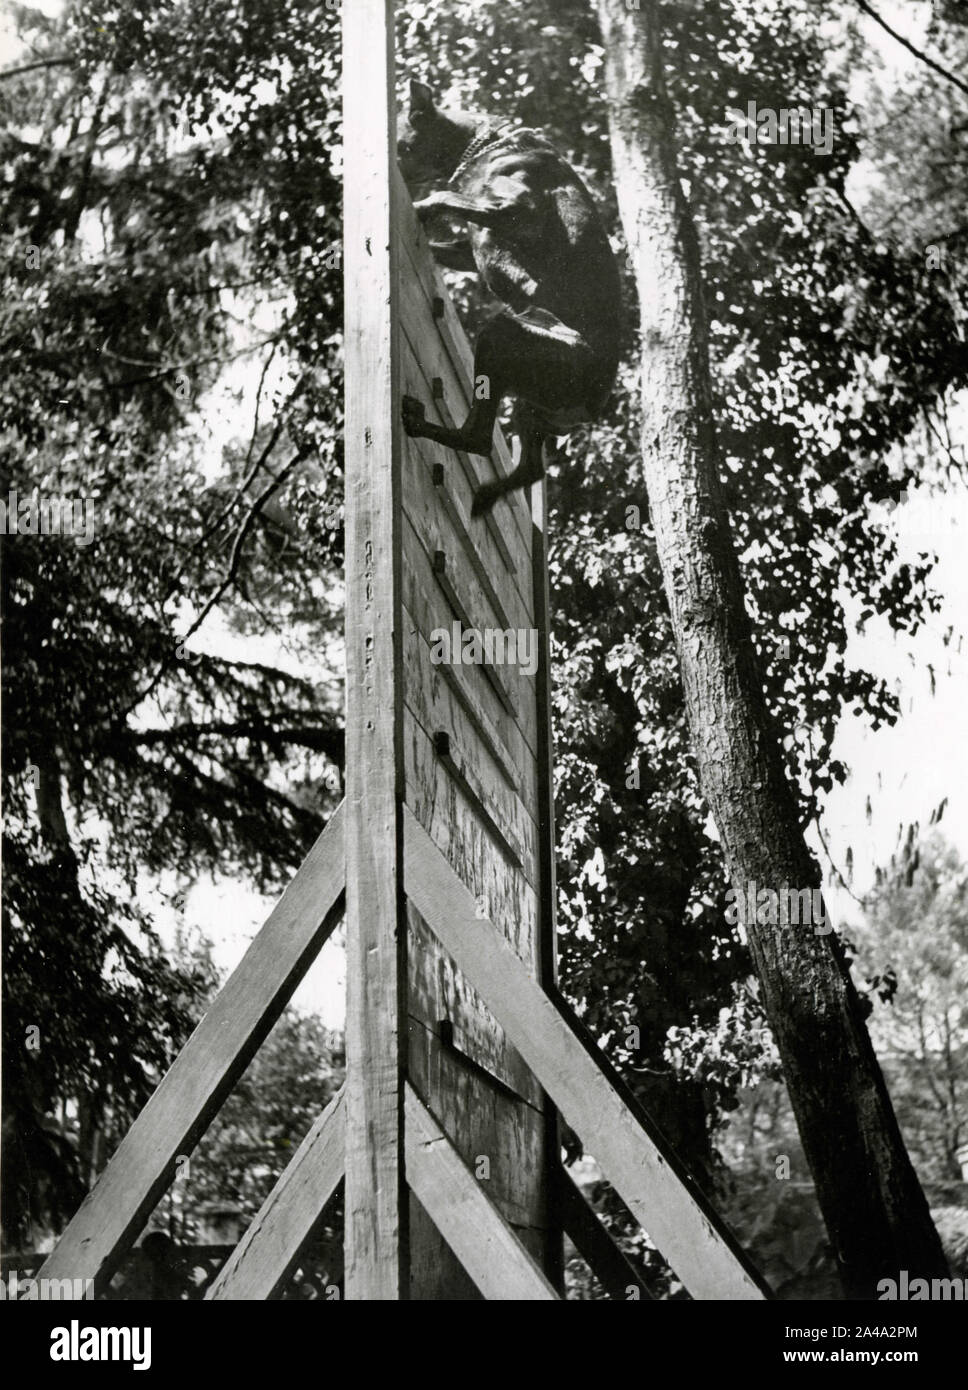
[816,475,968,933]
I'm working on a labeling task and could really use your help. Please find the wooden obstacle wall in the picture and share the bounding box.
[339,0,766,1301]
[396,174,558,1297]
[343,0,558,1294]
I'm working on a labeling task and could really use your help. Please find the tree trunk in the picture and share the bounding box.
[596,0,947,1298]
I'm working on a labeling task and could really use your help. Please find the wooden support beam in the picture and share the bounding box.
[402,806,770,1301]
[38,803,347,1294]
[431,550,516,716]
[431,463,515,632]
[342,0,408,1300]
[206,1088,346,1301]
[433,730,525,870]
[404,1084,560,1301]
[426,647,520,794]
[557,1166,653,1301]
[532,478,565,1286]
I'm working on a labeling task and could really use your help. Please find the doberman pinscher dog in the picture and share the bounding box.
[397,81,622,516]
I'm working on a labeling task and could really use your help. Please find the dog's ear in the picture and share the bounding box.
[409,79,436,123]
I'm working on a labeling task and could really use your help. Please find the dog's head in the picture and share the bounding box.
[397,80,480,197]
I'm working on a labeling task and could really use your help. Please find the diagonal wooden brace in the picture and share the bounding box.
[557,1165,653,1300]
[38,803,347,1295]
[404,1084,560,1301]
[207,1087,346,1301]
[402,805,770,1301]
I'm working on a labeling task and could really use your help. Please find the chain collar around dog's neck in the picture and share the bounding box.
[448,118,520,184]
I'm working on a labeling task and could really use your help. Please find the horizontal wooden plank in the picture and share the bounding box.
[431,550,516,716]
[403,712,539,956]
[404,1083,560,1301]
[206,1088,346,1300]
[432,730,524,871]
[408,915,540,1107]
[403,607,530,806]
[402,510,539,756]
[39,804,347,1293]
[403,807,771,1302]
[402,579,535,790]
[407,1015,545,1207]
[430,462,520,633]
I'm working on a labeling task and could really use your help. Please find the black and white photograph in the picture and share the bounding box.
[1,0,966,1355]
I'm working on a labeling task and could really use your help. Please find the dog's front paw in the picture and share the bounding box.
[401,394,426,436]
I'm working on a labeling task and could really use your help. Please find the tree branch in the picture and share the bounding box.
[133,721,343,758]
[854,1,968,99]
[0,57,73,82]
[119,447,311,721]
[156,374,307,610]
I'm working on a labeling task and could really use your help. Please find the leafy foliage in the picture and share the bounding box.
[717,834,968,1294]
[1,0,345,1238]
[397,0,968,1172]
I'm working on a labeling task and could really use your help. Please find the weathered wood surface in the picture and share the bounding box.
[395,151,553,1293]
[401,531,537,771]
[406,904,540,1104]
[407,1026,545,1227]
[557,1166,653,1301]
[403,713,539,961]
[402,613,527,800]
[342,0,407,1300]
[404,1085,560,1301]
[207,1088,345,1301]
[401,448,531,643]
[401,478,539,752]
[404,710,537,886]
[403,805,770,1300]
[395,166,531,553]
[38,804,346,1293]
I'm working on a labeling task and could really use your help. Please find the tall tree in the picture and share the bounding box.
[1,0,344,1240]
[595,0,949,1295]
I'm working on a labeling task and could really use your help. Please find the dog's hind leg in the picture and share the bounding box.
[472,419,546,517]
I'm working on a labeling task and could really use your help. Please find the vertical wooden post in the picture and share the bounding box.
[342,0,407,1299]
[531,479,558,991]
[532,477,564,1289]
